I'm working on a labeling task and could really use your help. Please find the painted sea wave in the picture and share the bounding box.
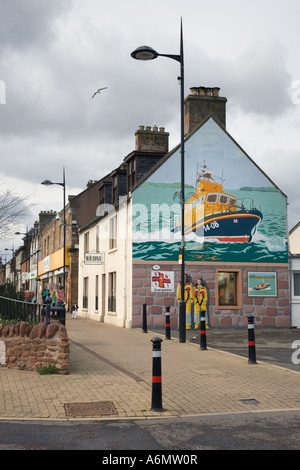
[132,234,288,263]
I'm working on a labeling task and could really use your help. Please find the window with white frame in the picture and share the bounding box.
[84,232,89,254]
[109,215,117,250]
[108,272,116,312]
[83,276,89,308]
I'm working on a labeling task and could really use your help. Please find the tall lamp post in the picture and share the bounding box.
[4,247,14,285]
[131,19,186,342]
[41,167,66,292]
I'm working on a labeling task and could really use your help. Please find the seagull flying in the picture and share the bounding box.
[91,87,107,98]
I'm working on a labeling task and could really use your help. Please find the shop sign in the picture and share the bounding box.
[84,253,104,265]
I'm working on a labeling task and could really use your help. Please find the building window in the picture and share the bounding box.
[96,226,99,252]
[294,273,300,297]
[52,228,56,252]
[99,186,105,206]
[216,270,242,309]
[43,236,50,256]
[95,275,99,311]
[83,276,89,308]
[108,272,116,312]
[127,158,136,191]
[58,225,63,249]
[112,175,118,204]
[84,232,89,254]
[109,215,117,250]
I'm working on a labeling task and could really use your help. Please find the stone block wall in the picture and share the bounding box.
[132,263,290,329]
[0,321,69,373]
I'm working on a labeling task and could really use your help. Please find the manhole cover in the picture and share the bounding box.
[240,399,260,405]
[64,401,118,417]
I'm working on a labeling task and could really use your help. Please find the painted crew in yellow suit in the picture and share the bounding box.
[194,278,209,329]
[176,274,194,329]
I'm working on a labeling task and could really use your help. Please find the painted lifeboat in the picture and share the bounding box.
[173,163,263,243]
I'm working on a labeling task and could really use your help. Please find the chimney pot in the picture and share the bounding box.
[212,87,220,97]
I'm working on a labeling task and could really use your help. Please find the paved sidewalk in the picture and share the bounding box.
[0,315,300,420]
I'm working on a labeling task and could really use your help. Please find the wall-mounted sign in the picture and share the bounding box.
[24,291,34,298]
[151,270,174,293]
[85,253,104,265]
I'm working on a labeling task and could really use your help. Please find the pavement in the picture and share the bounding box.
[0,314,300,421]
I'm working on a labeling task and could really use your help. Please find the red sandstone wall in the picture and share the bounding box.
[132,263,290,329]
[0,321,69,373]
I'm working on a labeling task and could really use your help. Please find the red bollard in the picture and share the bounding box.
[200,309,207,350]
[151,337,163,412]
[247,315,257,364]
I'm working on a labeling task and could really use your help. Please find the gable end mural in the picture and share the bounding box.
[132,119,288,264]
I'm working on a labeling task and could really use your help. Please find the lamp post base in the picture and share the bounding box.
[179,300,186,343]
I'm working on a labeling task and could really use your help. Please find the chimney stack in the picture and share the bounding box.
[38,210,57,232]
[135,125,169,153]
[184,86,227,135]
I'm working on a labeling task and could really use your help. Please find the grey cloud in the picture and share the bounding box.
[187,40,293,118]
[0,0,72,51]
[225,42,292,117]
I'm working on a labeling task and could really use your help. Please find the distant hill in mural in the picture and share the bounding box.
[142,182,194,189]
[238,186,278,192]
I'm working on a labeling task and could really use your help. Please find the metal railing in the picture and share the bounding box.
[0,296,66,325]
[0,296,42,323]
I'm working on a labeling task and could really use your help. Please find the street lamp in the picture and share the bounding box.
[131,19,186,343]
[15,231,30,240]
[41,167,66,291]
[4,247,14,257]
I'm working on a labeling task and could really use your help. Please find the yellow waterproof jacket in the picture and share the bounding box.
[194,283,207,311]
[176,282,194,313]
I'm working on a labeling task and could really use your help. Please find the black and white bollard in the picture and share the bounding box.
[165,306,171,340]
[247,315,257,364]
[151,337,163,412]
[200,309,207,350]
[142,303,147,333]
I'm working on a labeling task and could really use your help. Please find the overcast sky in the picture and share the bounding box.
[0,0,299,257]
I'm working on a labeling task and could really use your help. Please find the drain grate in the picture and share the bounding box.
[240,399,260,405]
[64,401,118,417]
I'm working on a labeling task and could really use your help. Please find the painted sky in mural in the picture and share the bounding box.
[132,119,288,263]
